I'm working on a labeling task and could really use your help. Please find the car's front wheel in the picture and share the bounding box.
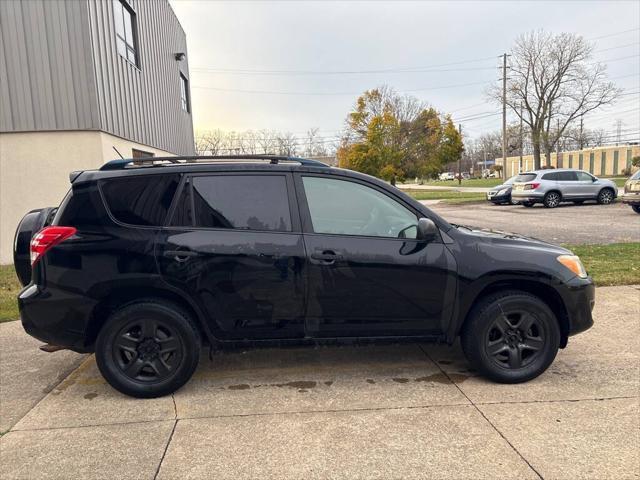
[460,291,560,383]
[96,301,201,398]
[633,205,640,214]
[597,188,615,205]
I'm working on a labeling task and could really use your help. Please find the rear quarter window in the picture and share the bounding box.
[542,172,559,180]
[101,174,180,226]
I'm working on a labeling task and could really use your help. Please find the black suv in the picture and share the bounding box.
[14,156,595,398]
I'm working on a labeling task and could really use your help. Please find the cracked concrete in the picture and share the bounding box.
[1,285,638,479]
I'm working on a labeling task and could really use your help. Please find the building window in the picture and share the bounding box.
[180,73,190,113]
[132,149,154,159]
[114,0,139,67]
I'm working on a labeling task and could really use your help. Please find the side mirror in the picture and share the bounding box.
[417,218,438,242]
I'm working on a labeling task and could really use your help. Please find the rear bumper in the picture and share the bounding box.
[511,191,544,202]
[620,192,640,205]
[18,284,94,353]
[560,276,595,339]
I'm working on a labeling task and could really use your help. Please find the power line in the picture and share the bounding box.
[191,79,495,96]
[190,55,499,76]
[587,27,640,41]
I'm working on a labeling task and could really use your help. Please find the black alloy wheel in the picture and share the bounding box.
[543,191,561,208]
[461,291,560,383]
[112,317,183,383]
[484,310,545,370]
[96,301,201,398]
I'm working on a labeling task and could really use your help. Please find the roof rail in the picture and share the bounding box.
[99,155,330,171]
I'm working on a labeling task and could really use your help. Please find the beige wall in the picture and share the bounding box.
[0,130,173,264]
[497,145,640,179]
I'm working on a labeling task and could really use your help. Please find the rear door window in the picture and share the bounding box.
[173,175,292,232]
[542,172,559,180]
[557,171,578,181]
[101,174,180,226]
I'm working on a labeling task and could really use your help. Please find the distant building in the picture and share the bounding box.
[0,0,194,263]
[497,144,640,179]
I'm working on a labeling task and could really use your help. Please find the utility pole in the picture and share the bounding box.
[579,116,584,150]
[556,118,561,166]
[519,103,523,174]
[615,119,622,145]
[502,53,508,179]
[458,124,462,185]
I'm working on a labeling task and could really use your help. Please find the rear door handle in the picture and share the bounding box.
[163,250,200,262]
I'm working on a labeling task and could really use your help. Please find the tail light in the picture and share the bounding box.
[30,226,77,265]
[524,183,540,190]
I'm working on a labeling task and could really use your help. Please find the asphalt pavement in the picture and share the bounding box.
[428,201,640,244]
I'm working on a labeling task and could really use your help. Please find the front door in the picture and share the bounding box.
[295,174,457,338]
[157,173,306,340]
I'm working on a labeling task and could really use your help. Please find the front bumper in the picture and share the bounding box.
[486,191,511,203]
[620,192,640,205]
[560,276,596,340]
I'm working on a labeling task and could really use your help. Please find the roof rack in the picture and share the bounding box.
[99,155,330,171]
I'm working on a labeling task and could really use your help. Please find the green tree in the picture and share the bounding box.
[338,86,463,181]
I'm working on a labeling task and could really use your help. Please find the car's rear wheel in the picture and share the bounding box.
[460,291,560,383]
[96,301,201,398]
[521,201,534,208]
[543,191,561,208]
[597,188,615,205]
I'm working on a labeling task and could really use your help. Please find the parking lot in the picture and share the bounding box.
[429,201,640,244]
[1,285,638,479]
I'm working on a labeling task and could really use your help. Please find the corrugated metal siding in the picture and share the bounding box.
[0,0,194,155]
[0,0,98,131]
[86,0,194,155]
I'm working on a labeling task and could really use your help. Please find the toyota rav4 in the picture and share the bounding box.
[14,156,595,398]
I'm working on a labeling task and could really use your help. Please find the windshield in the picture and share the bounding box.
[514,173,537,182]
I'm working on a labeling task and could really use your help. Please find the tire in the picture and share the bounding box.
[460,291,560,383]
[96,301,201,398]
[597,188,615,205]
[632,205,640,214]
[509,197,519,205]
[521,201,534,208]
[543,191,561,208]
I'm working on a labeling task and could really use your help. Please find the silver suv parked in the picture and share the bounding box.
[511,169,618,208]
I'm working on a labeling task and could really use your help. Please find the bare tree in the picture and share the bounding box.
[489,30,619,169]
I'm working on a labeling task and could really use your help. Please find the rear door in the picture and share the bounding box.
[157,172,307,340]
[295,173,457,338]
[556,171,579,198]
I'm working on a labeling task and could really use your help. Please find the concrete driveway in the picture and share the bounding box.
[1,285,638,479]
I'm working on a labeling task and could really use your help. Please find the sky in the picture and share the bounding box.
[169,0,640,144]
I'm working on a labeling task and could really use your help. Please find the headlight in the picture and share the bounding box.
[557,255,587,278]
[497,188,507,196]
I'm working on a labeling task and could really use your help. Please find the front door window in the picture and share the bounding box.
[302,176,418,239]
